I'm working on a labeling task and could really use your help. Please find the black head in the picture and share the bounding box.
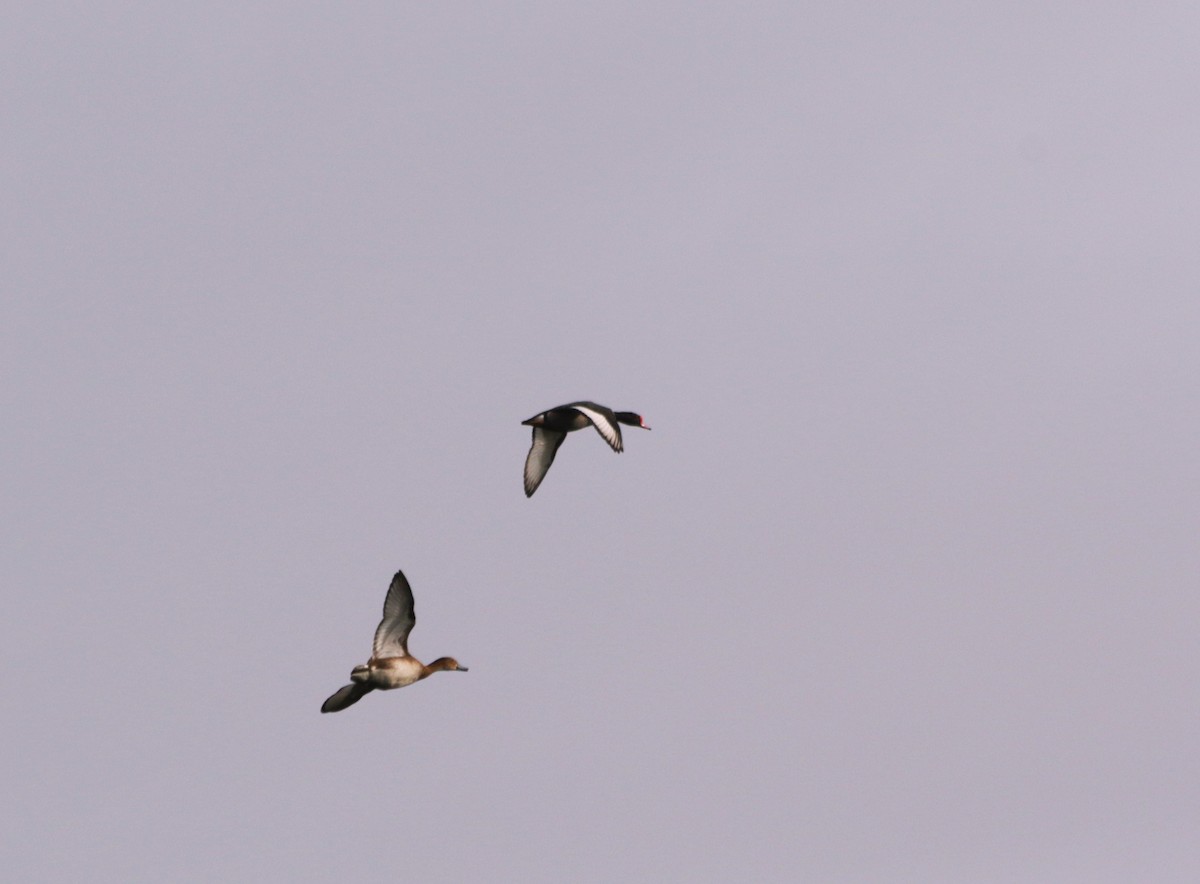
[615,411,650,430]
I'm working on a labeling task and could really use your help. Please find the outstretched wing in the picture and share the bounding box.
[567,402,623,453]
[524,426,567,497]
[373,570,416,658]
[321,682,374,713]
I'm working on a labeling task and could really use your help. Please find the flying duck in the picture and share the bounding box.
[321,569,467,713]
[521,401,650,497]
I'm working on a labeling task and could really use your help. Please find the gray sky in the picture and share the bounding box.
[4,3,1199,881]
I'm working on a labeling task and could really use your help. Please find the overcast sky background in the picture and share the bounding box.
[3,3,1199,881]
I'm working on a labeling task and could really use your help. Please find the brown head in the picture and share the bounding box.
[419,657,468,679]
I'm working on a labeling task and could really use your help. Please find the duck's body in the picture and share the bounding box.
[351,656,424,689]
[521,401,650,497]
[321,570,467,714]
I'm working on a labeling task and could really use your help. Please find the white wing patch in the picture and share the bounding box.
[568,403,624,453]
[373,571,416,658]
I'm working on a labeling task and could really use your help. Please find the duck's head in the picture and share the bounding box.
[615,412,651,430]
[429,657,468,673]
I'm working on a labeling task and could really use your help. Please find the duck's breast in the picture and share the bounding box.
[370,656,424,689]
